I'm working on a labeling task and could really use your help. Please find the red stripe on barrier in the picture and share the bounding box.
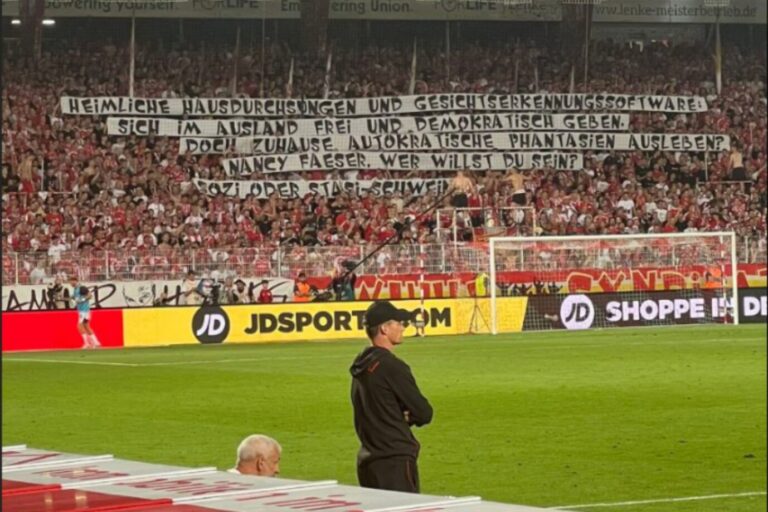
[2,479,36,491]
[2,488,154,512]
[63,498,175,512]
[2,482,62,496]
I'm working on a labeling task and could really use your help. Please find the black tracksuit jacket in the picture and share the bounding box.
[350,346,433,465]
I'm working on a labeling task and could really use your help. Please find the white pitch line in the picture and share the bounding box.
[2,358,140,367]
[3,335,762,368]
[549,491,767,509]
[1,353,351,367]
[134,353,350,366]
[0,345,659,367]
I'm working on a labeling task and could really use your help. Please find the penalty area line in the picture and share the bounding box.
[548,491,767,509]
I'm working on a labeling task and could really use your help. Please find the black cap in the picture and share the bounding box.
[364,301,412,328]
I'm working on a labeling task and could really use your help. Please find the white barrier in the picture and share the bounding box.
[2,447,571,510]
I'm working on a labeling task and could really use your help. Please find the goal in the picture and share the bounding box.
[436,206,537,244]
[489,232,739,334]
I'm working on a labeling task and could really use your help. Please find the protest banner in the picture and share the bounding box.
[178,132,730,155]
[109,113,630,138]
[192,178,451,199]
[221,151,583,175]
[66,93,708,117]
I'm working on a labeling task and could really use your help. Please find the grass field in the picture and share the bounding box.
[2,324,766,511]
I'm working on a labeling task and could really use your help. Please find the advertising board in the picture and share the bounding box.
[1,310,125,351]
[122,297,527,347]
[521,288,767,331]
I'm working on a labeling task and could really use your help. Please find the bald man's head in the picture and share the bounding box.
[235,434,281,477]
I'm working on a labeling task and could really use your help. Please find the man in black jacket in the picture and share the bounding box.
[350,301,433,494]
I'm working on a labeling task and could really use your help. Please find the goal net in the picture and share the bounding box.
[436,206,537,244]
[489,232,739,333]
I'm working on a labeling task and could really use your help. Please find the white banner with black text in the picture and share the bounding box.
[221,152,583,175]
[192,178,451,199]
[109,113,630,138]
[66,93,708,117]
[178,132,730,155]
[1,278,295,311]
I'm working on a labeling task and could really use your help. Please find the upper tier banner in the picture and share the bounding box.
[2,0,765,23]
[107,113,630,137]
[64,94,708,117]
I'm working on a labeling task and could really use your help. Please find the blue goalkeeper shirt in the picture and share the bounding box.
[73,286,91,313]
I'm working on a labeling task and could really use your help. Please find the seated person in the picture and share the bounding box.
[229,434,282,477]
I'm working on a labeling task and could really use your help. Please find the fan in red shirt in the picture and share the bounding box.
[258,280,273,304]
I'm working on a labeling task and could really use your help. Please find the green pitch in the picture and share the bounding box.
[3,324,766,511]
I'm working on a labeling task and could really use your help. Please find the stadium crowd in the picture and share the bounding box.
[2,36,766,285]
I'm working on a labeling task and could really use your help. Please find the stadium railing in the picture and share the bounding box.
[3,236,765,286]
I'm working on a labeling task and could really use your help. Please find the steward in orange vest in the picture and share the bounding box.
[293,272,318,302]
[703,267,723,290]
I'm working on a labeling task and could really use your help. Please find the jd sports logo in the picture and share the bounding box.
[560,294,595,330]
[243,307,451,334]
[192,306,230,344]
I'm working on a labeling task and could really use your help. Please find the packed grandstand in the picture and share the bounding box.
[3,9,767,512]
[2,28,766,290]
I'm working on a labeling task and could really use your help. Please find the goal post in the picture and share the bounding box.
[489,232,739,334]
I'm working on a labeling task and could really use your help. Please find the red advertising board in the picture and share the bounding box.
[1,310,124,352]
[308,264,766,300]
